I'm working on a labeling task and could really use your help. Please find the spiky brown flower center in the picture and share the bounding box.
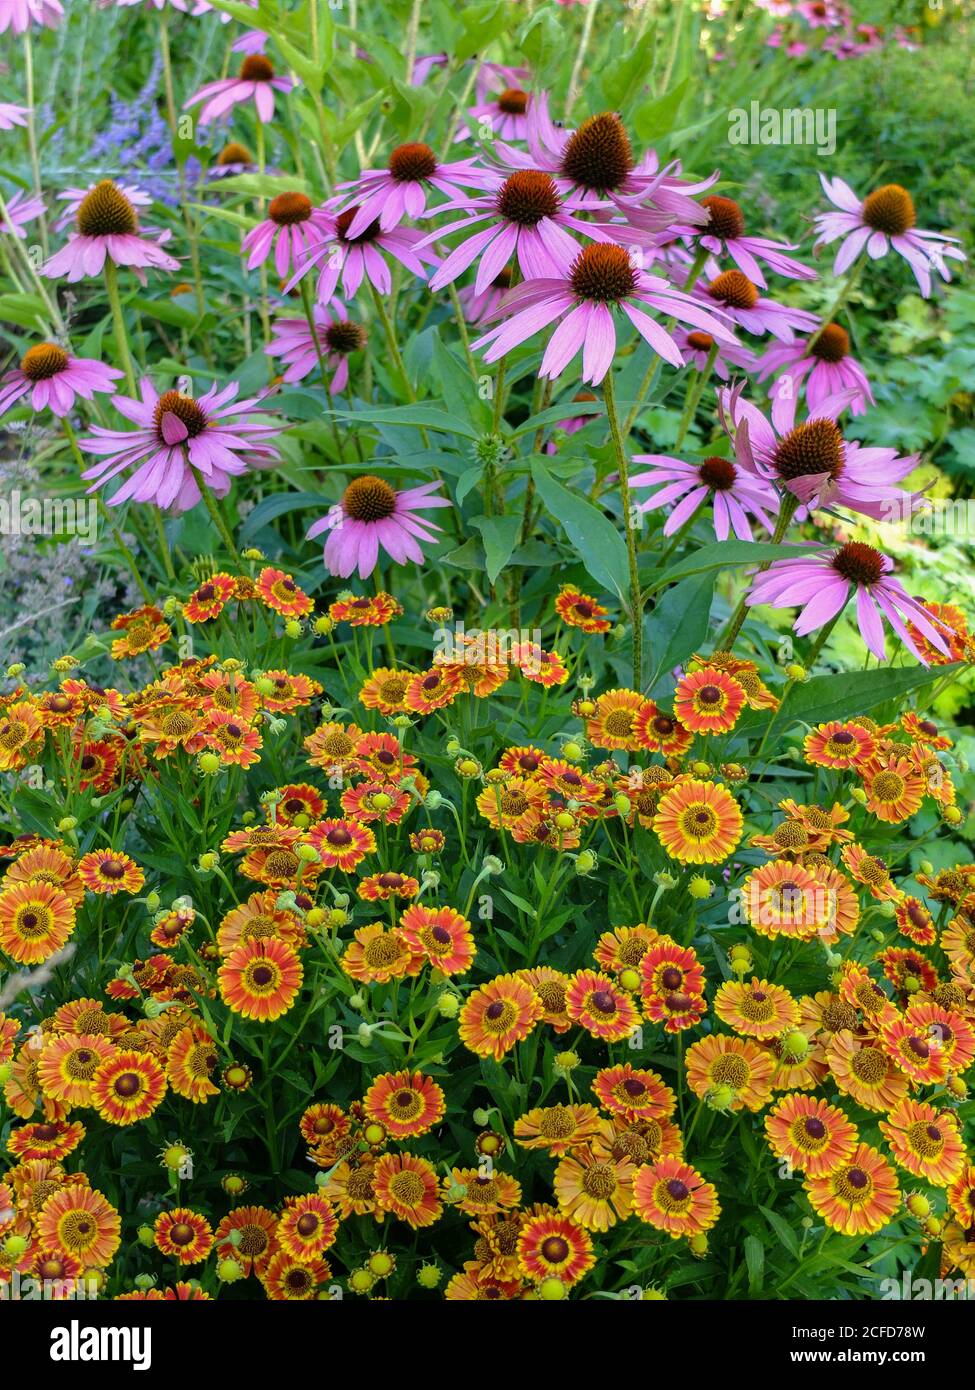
[217,141,253,167]
[702,195,745,241]
[269,191,312,226]
[335,206,381,243]
[708,269,758,310]
[77,181,138,238]
[570,243,636,303]
[324,320,366,355]
[560,112,633,194]
[496,169,560,227]
[342,475,397,522]
[21,343,69,380]
[699,455,737,491]
[773,418,844,481]
[240,54,275,82]
[862,184,915,237]
[153,390,208,440]
[811,322,849,363]
[388,142,438,182]
[497,87,528,115]
[832,541,885,587]
[686,330,715,352]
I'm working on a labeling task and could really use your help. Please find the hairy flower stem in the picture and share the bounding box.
[564,0,600,120]
[806,255,866,353]
[300,277,347,465]
[198,477,240,564]
[22,32,48,256]
[674,341,720,450]
[103,260,137,396]
[604,370,644,690]
[716,494,799,652]
[620,245,709,440]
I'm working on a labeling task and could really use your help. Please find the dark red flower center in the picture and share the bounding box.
[324,320,366,355]
[560,112,633,194]
[569,243,637,303]
[773,418,844,482]
[335,206,381,243]
[810,322,849,363]
[497,87,528,115]
[699,455,737,491]
[702,195,745,240]
[496,169,560,227]
[240,54,275,82]
[708,269,758,310]
[831,541,885,586]
[153,390,208,440]
[269,191,312,225]
[388,142,437,182]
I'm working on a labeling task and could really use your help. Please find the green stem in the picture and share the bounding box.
[62,418,152,603]
[151,508,176,582]
[621,245,709,439]
[199,478,240,563]
[104,260,137,396]
[604,370,644,690]
[716,494,798,652]
[23,31,48,256]
[674,341,719,450]
[300,276,347,464]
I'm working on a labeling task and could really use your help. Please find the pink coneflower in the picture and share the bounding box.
[717,383,919,521]
[672,326,755,380]
[756,323,874,429]
[0,343,122,419]
[472,242,736,386]
[80,380,280,512]
[632,450,778,541]
[265,309,365,391]
[459,64,533,142]
[495,94,714,227]
[184,53,294,125]
[54,180,152,233]
[745,542,949,664]
[667,195,816,288]
[241,193,334,279]
[42,180,178,284]
[0,0,63,32]
[335,146,493,239]
[192,0,259,15]
[694,265,819,342]
[285,205,436,303]
[458,265,514,323]
[411,53,449,86]
[1,190,46,240]
[422,170,611,295]
[307,475,451,579]
[0,103,30,131]
[814,175,965,297]
[112,1,201,10]
[797,0,850,27]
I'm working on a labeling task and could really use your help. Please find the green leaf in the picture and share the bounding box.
[530,459,629,600]
[471,515,521,585]
[758,1204,800,1258]
[648,570,715,691]
[645,540,812,595]
[743,1235,765,1294]
[331,403,482,439]
[736,663,962,741]
[633,77,690,143]
[239,490,323,541]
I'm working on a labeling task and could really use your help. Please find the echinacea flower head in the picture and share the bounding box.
[308,474,451,579]
[423,169,613,296]
[184,53,294,125]
[286,204,437,302]
[814,175,965,297]
[757,323,874,429]
[337,144,494,238]
[695,266,819,343]
[265,307,365,390]
[633,448,778,542]
[473,242,737,385]
[677,193,816,287]
[242,193,335,279]
[0,344,122,420]
[502,95,712,227]
[43,181,179,284]
[746,542,950,665]
[804,1143,900,1236]
[0,0,63,33]
[0,190,46,240]
[81,379,280,512]
[632,1155,721,1239]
